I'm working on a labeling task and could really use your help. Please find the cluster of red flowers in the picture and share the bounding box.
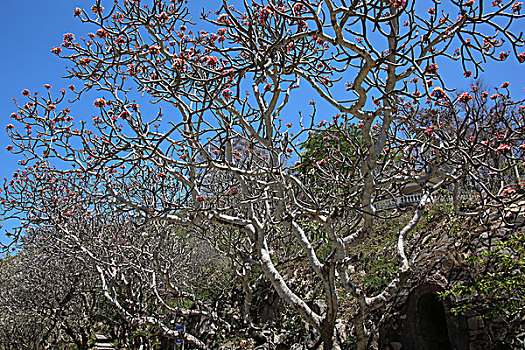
[93,98,106,107]
[79,57,91,66]
[425,63,438,75]
[463,71,472,78]
[119,111,130,120]
[430,87,447,99]
[500,81,510,88]
[217,13,229,23]
[74,7,82,17]
[391,0,407,10]
[226,188,238,196]
[148,45,160,55]
[222,89,232,100]
[511,2,523,14]
[424,125,435,134]
[202,55,218,66]
[458,92,473,103]
[63,33,75,45]
[496,144,512,153]
[91,5,104,14]
[51,47,62,55]
[96,29,108,38]
[518,52,525,63]
[158,11,169,21]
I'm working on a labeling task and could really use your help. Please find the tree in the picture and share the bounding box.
[3,0,525,348]
[0,237,113,350]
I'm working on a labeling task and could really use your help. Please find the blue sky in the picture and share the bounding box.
[1,1,525,245]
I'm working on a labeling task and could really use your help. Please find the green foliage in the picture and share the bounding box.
[443,230,525,318]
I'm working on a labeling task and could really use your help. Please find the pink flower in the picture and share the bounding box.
[93,98,106,107]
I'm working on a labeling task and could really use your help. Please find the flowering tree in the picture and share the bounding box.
[1,166,240,349]
[0,237,111,350]
[3,0,525,347]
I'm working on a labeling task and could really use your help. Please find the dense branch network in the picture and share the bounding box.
[2,0,525,348]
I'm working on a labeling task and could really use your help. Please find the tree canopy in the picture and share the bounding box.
[2,0,525,348]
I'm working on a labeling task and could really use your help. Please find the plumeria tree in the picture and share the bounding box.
[0,235,114,350]
[3,0,525,348]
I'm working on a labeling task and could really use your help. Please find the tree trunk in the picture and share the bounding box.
[320,320,335,350]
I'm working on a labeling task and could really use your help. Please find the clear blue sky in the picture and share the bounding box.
[1,1,525,245]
